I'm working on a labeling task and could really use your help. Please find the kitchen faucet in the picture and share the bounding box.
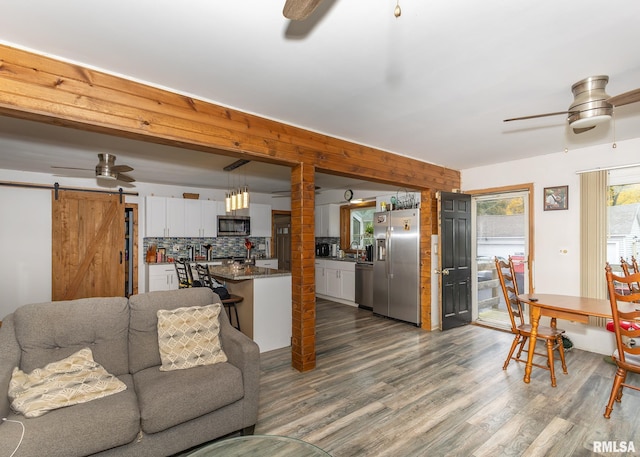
[350,240,361,260]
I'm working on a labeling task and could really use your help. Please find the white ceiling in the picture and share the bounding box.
[1,0,640,193]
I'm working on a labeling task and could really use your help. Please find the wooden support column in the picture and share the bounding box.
[420,189,435,330]
[290,163,317,371]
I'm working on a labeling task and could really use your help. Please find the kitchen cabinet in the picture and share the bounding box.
[341,268,356,302]
[315,204,340,237]
[315,260,327,295]
[316,259,355,304]
[184,199,218,237]
[145,196,186,237]
[146,264,179,291]
[249,203,272,237]
[255,259,278,269]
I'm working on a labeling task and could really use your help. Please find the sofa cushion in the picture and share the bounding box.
[129,288,223,374]
[2,375,139,457]
[9,347,127,418]
[157,304,228,371]
[133,362,244,434]
[13,297,130,376]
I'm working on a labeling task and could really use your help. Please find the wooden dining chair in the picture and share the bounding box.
[620,257,640,293]
[495,256,568,387]
[604,264,640,418]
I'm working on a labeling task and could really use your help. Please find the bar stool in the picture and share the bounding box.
[195,263,243,331]
[221,295,243,331]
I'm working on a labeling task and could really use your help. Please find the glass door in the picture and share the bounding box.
[472,190,529,328]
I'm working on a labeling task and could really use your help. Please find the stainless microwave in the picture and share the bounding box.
[217,215,250,236]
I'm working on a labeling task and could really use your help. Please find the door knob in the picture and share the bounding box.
[434,268,450,276]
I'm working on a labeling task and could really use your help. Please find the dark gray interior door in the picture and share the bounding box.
[438,191,472,330]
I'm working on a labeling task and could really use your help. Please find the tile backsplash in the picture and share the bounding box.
[144,236,268,262]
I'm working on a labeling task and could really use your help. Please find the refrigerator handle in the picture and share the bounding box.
[387,228,393,279]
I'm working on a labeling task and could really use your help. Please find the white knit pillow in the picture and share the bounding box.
[157,304,227,371]
[9,348,126,418]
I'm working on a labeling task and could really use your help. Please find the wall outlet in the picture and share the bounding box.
[258,243,266,249]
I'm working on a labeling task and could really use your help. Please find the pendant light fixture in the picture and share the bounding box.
[223,159,251,213]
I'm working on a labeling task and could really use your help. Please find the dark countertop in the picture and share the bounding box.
[208,264,291,281]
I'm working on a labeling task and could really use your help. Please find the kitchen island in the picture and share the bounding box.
[208,264,292,353]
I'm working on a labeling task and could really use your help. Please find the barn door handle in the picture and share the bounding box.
[120,251,123,264]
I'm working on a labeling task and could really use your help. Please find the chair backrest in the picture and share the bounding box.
[195,263,213,288]
[620,257,640,293]
[174,260,193,288]
[605,263,640,367]
[495,256,524,331]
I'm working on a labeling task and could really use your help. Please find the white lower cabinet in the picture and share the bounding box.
[146,264,179,291]
[341,269,356,302]
[315,260,327,295]
[315,259,355,304]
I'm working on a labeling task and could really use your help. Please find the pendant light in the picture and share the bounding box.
[242,185,250,209]
[225,192,231,213]
[231,190,237,211]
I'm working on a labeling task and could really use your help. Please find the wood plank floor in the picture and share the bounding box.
[255,298,640,457]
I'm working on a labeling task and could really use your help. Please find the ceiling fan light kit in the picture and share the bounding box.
[566,75,612,130]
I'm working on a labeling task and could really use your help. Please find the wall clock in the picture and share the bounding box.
[344,189,353,201]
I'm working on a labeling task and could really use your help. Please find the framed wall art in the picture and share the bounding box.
[544,185,568,211]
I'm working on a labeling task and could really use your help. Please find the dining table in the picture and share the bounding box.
[517,293,612,384]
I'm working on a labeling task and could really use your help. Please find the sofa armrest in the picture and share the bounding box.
[220,324,260,427]
[0,315,21,420]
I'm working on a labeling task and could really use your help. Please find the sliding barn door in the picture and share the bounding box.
[52,190,125,300]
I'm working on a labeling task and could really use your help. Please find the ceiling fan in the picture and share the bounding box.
[504,75,640,134]
[52,153,135,183]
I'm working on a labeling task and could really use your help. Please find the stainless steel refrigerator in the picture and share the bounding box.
[373,208,421,325]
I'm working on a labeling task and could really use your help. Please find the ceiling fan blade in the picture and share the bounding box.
[607,88,640,107]
[111,165,134,173]
[503,111,570,122]
[51,166,92,171]
[115,173,135,183]
[572,126,596,134]
[283,0,324,20]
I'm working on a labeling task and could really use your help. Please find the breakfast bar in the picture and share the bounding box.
[209,264,292,353]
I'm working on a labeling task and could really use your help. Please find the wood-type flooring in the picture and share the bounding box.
[253,298,640,457]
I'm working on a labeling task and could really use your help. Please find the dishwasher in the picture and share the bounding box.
[355,262,374,310]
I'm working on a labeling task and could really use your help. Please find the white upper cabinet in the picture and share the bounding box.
[146,196,186,237]
[315,204,340,237]
[184,199,218,237]
[249,203,272,237]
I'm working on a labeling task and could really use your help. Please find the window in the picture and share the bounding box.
[607,168,640,265]
[340,201,376,252]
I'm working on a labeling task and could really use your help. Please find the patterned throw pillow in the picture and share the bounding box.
[8,347,127,418]
[157,304,227,371]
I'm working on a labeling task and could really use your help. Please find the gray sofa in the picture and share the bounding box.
[0,288,260,457]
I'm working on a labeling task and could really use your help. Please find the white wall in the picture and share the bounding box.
[461,137,640,354]
[0,185,51,317]
[0,169,291,319]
